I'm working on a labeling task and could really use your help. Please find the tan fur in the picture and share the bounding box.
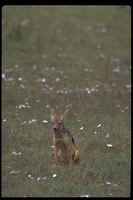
[50,108,80,166]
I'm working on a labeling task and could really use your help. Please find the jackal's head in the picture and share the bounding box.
[50,108,69,132]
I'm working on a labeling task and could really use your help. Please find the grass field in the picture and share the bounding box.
[2,5,131,197]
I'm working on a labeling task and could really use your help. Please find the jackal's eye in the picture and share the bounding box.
[58,121,61,125]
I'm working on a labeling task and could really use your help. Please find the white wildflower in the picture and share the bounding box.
[126,84,131,89]
[43,120,48,123]
[12,151,21,156]
[29,119,37,123]
[96,44,101,48]
[80,194,89,197]
[21,18,29,26]
[32,65,37,69]
[20,84,25,89]
[107,144,112,147]
[97,124,101,127]
[2,73,5,78]
[21,121,27,125]
[106,181,111,186]
[101,27,107,33]
[84,68,89,72]
[14,64,18,68]
[18,104,26,109]
[10,170,19,174]
[18,77,22,81]
[113,68,120,72]
[106,133,110,138]
[55,77,60,82]
[42,78,46,82]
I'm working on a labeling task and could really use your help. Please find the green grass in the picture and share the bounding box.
[2,5,131,197]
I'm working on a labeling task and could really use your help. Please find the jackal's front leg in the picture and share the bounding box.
[67,146,72,166]
[52,146,59,166]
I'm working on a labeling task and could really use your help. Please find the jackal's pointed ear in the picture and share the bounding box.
[50,108,56,119]
[60,109,69,119]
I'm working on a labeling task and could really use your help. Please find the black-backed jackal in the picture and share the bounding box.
[50,108,80,166]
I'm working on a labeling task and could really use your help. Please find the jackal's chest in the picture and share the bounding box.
[53,133,69,147]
